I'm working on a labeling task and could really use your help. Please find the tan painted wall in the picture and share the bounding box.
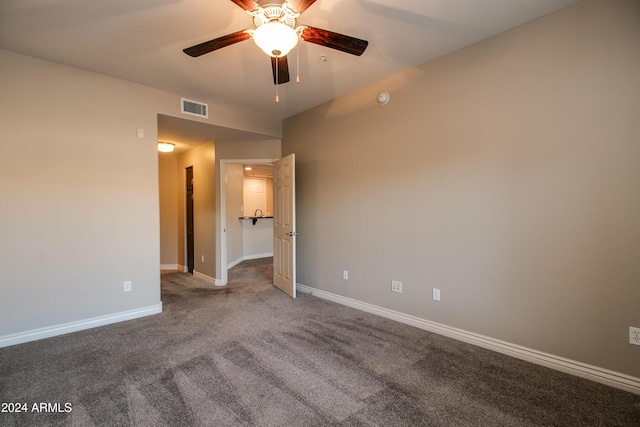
[176,142,216,279]
[226,164,245,267]
[0,50,161,333]
[283,0,640,378]
[0,48,280,338]
[159,153,178,266]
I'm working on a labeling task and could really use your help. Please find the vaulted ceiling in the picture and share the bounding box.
[0,0,579,122]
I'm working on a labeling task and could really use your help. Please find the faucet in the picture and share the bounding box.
[254,209,263,217]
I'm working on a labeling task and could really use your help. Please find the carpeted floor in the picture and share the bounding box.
[1,257,639,426]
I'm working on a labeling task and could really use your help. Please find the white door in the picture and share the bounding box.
[273,153,296,298]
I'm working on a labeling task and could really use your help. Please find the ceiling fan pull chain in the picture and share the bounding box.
[275,57,280,103]
[296,44,300,84]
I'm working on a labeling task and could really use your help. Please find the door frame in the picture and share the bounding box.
[218,158,278,285]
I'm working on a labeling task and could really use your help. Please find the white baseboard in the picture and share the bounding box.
[243,252,273,261]
[160,263,179,271]
[227,253,274,270]
[193,270,215,285]
[227,257,244,270]
[297,283,640,395]
[0,304,163,349]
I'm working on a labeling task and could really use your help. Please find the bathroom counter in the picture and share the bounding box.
[240,216,273,225]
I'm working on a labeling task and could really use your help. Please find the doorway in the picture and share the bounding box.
[219,159,278,285]
[218,155,296,298]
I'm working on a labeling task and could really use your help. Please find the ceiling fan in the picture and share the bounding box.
[183,0,369,86]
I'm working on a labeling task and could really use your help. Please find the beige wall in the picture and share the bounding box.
[0,48,280,339]
[226,164,245,267]
[283,0,640,378]
[176,142,216,279]
[0,50,161,334]
[159,153,178,267]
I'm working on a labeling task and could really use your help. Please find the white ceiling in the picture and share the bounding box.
[0,0,579,123]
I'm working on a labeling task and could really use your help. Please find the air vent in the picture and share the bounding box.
[181,98,208,118]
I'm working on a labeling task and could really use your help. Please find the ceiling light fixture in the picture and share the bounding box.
[158,142,175,153]
[252,21,299,57]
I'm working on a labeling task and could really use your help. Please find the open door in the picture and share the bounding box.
[273,153,296,298]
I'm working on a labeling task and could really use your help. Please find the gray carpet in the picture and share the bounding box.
[1,257,639,426]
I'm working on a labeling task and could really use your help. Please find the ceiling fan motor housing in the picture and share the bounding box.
[251,4,299,29]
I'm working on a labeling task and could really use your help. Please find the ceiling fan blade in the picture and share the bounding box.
[183,30,252,57]
[286,0,317,13]
[230,0,258,12]
[271,56,291,85]
[301,26,368,56]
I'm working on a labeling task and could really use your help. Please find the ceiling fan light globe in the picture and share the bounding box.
[253,22,299,57]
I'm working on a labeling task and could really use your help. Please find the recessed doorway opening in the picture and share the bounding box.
[219,159,277,286]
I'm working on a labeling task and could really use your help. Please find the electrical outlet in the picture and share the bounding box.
[201,255,205,262]
[433,288,441,301]
[391,280,402,293]
[630,327,640,346]
[124,281,132,292]
[343,270,349,280]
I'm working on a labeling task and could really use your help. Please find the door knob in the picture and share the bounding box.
[286,231,298,236]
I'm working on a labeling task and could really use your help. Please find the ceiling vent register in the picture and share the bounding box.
[181,98,208,118]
